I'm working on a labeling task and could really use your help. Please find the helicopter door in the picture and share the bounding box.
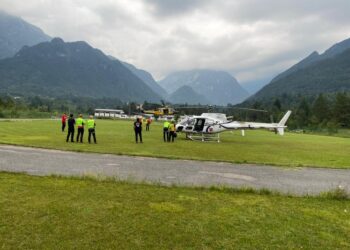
[163,108,169,115]
[194,118,205,132]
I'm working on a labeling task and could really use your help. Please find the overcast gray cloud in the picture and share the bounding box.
[143,0,211,17]
[1,0,350,87]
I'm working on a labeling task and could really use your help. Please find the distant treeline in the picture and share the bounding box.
[1,93,350,133]
[242,92,350,131]
[0,95,124,118]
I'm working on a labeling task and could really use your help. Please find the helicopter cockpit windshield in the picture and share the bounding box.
[179,117,194,126]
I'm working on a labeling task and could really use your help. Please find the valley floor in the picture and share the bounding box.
[0,172,349,249]
[1,120,350,249]
[0,119,350,168]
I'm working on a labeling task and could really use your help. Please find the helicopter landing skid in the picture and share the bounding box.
[186,133,220,143]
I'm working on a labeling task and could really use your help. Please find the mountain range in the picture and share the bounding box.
[120,61,167,98]
[0,11,251,105]
[167,85,210,105]
[159,70,249,105]
[2,10,350,107]
[0,10,50,59]
[247,37,350,103]
[272,38,350,83]
[0,38,162,102]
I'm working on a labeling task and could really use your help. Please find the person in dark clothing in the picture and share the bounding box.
[134,118,143,143]
[66,114,75,142]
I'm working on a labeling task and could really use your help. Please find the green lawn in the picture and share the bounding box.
[0,119,350,168]
[0,172,349,249]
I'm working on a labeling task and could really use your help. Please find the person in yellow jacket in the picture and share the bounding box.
[163,120,170,142]
[168,121,177,142]
[76,114,85,143]
[87,115,97,144]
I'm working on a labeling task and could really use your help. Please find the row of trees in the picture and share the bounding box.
[293,93,350,129]
[246,92,350,131]
[1,92,350,132]
[0,95,124,118]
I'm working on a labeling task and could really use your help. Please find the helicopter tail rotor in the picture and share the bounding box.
[136,104,144,113]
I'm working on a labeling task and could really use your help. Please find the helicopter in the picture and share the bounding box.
[175,110,292,142]
[136,101,177,116]
[143,106,177,116]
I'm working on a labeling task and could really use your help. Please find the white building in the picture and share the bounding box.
[94,109,125,118]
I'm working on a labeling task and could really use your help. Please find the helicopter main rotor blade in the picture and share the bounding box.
[175,106,268,113]
[223,107,268,113]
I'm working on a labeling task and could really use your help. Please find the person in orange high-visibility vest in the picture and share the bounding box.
[146,117,152,131]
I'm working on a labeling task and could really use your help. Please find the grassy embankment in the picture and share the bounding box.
[0,119,350,168]
[0,172,349,249]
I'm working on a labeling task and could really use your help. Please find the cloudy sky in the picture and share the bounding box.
[1,0,350,88]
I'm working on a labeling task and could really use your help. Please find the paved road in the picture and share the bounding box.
[0,145,349,195]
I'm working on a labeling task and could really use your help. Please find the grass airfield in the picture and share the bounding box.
[0,172,349,249]
[1,119,350,248]
[0,118,350,168]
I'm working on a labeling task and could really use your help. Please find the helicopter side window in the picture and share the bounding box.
[163,108,169,115]
[194,118,205,132]
[205,119,215,126]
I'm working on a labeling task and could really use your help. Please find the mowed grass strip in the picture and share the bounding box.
[0,119,350,168]
[0,172,349,249]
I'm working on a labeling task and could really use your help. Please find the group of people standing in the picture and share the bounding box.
[61,113,97,144]
[133,117,176,143]
[62,113,176,144]
[162,120,177,142]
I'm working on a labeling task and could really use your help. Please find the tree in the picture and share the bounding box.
[273,98,282,111]
[295,98,310,128]
[333,92,350,127]
[311,94,330,125]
